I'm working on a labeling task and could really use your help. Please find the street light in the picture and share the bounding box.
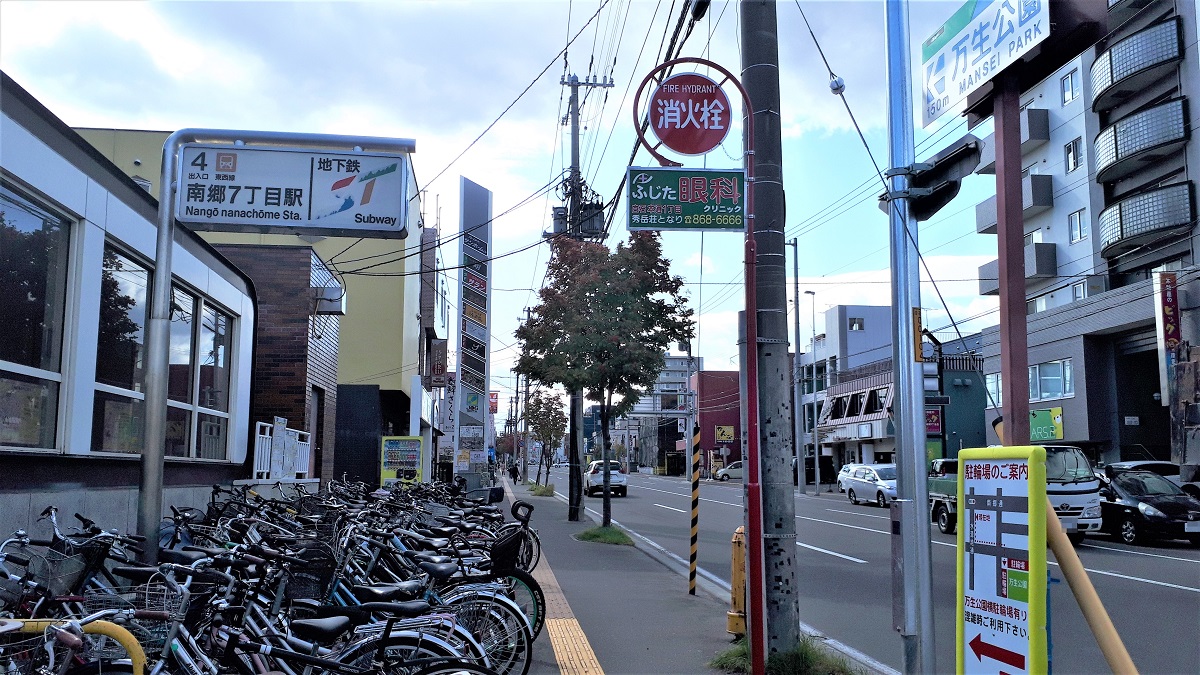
[804,290,822,492]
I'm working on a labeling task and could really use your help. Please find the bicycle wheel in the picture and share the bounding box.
[410,661,500,675]
[447,594,532,675]
[494,570,544,640]
[338,630,469,675]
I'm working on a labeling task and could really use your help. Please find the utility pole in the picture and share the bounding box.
[561,72,613,521]
[787,239,805,495]
[883,1,935,671]
[740,0,800,653]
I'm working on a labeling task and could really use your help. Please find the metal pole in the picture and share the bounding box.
[687,346,701,594]
[884,2,934,672]
[788,239,805,495]
[807,290,821,492]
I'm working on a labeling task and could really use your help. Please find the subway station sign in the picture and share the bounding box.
[956,446,1047,675]
[176,144,409,238]
[921,0,1049,126]
[627,166,745,232]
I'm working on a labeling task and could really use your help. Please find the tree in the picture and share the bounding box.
[526,390,567,485]
[516,232,693,525]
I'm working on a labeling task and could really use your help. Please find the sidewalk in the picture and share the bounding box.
[502,478,731,675]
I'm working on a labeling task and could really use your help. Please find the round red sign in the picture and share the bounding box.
[647,72,731,156]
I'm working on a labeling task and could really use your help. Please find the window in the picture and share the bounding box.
[848,317,865,331]
[1026,295,1048,315]
[1072,281,1087,301]
[1024,230,1042,246]
[0,183,71,450]
[1030,359,1073,401]
[92,246,151,453]
[1068,209,1087,243]
[1061,70,1079,105]
[1065,138,1082,173]
[985,373,1003,408]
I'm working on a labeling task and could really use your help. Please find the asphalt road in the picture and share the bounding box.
[544,467,1200,674]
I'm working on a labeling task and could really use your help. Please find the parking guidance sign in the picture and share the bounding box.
[957,446,1047,675]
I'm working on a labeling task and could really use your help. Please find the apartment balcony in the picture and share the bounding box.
[977,243,1058,296]
[976,108,1051,174]
[1108,0,1159,28]
[975,174,1055,234]
[1099,182,1195,258]
[1091,19,1183,112]
[1095,98,1189,183]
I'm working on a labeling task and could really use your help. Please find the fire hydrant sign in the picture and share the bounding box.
[627,167,745,232]
[956,446,1047,675]
[647,72,731,155]
[176,144,409,238]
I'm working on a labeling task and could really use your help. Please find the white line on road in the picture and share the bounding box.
[636,484,742,507]
[825,507,889,520]
[653,504,686,513]
[796,541,868,563]
[798,515,891,536]
[1078,542,1200,564]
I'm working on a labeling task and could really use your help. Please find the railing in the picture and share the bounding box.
[253,420,311,480]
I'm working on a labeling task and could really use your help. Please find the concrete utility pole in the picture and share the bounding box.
[787,239,805,494]
[883,1,935,671]
[740,0,800,653]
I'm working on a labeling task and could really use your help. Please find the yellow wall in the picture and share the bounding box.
[75,128,423,398]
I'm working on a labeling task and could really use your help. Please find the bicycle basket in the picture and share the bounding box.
[26,539,108,597]
[488,528,523,573]
[82,583,187,657]
[0,630,72,675]
[283,546,337,601]
[0,577,23,608]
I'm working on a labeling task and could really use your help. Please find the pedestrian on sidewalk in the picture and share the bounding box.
[508,464,520,482]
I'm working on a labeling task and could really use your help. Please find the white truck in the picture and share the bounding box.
[928,445,1103,543]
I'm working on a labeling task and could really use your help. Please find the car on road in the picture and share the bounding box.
[552,461,569,468]
[1099,469,1200,546]
[844,464,898,508]
[585,460,627,497]
[715,461,743,481]
[835,463,866,492]
[1098,460,1200,498]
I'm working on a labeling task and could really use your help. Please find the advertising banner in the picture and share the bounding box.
[1155,271,1181,405]
[429,338,448,388]
[177,144,409,237]
[627,166,745,232]
[455,178,493,482]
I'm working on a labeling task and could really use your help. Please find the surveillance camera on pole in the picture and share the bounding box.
[878,134,981,221]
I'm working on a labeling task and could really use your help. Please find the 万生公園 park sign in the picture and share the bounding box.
[647,72,732,156]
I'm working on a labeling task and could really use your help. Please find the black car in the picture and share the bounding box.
[1099,470,1200,546]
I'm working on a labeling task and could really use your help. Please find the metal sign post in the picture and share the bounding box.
[956,446,1048,675]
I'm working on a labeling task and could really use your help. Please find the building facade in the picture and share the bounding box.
[623,352,702,473]
[1,72,256,535]
[974,0,1200,463]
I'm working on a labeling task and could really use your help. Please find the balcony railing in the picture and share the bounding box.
[1095,98,1188,183]
[975,174,1054,234]
[1091,19,1182,112]
[1099,182,1195,258]
[977,243,1058,296]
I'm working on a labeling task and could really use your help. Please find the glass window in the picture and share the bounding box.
[198,304,231,412]
[985,373,1002,407]
[1,183,70,450]
[196,413,228,459]
[1027,295,1048,315]
[165,405,191,458]
[1024,230,1042,246]
[1065,138,1082,173]
[96,247,150,392]
[1061,70,1079,105]
[1028,359,1073,401]
[169,287,196,403]
[91,390,144,453]
[1068,209,1088,243]
[848,318,865,331]
[1072,281,1087,301]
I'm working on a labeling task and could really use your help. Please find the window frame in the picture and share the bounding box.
[1065,137,1082,173]
[1061,70,1079,106]
[1071,281,1087,301]
[1068,209,1088,243]
[848,317,865,331]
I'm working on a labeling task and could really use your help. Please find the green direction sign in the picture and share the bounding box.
[627,166,745,232]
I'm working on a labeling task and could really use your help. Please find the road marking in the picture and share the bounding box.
[796,541,868,563]
[1078,542,1200,564]
[826,507,889,520]
[1058,566,1200,592]
[797,514,890,536]
[654,503,686,513]
[637,484,742,507]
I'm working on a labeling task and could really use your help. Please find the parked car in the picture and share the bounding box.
[835,463,866,492]
[585,460,627,497]
[1099,460,1200,498]
[844,464,898,508]
[1099,470,1200,546]
[716,461,743,481]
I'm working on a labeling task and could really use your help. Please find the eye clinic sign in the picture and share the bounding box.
[176,144,409,238]
[647,72,731,156]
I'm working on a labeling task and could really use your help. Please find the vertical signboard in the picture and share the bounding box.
[1154,271,1181,405]
[429,338,448,388]
[380,436,423,486]
[921,0,1050,126]
[454,178,493,483]
[957,446,1047,675]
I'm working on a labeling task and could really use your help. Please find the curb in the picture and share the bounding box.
[526,480,900,675]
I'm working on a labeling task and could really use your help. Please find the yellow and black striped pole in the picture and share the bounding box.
[688,424,701,595]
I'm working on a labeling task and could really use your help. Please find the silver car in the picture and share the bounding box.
[836,463,866,492]
[845,464,898,507]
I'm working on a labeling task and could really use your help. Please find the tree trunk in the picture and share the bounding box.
[569,388,583,521]
[601,391,613,527]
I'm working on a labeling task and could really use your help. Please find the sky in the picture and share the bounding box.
[0,0,1002,408]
